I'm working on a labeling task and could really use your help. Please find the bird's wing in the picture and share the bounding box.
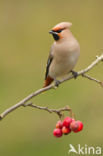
[45,52,53,80]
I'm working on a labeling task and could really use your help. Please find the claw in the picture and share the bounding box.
[71,70,78,79]
[55,80,60,87]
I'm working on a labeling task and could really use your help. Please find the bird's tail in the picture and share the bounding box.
[43,76,54,87]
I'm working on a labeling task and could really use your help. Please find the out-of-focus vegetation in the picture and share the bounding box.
[0,0,103,156]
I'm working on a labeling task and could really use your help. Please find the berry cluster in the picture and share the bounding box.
[53,117,83,138]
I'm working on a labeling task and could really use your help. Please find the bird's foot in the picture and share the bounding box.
[71,70,78,79]
[54,80,61,87]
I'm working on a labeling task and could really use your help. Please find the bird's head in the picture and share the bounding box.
[49,22,72,41]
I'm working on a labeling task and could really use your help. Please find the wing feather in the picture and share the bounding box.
[45,46,54,80]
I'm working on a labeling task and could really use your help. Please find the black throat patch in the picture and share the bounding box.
[52,34,60,41]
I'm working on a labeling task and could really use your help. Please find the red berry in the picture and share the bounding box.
[70,120,79,131]
[72,118,75,122]
[53,128,62,137]
[77,121,83,131]
[56,120,63,129]
[70,120,83,133]
[62,126,71,135]
[63,117,72,127]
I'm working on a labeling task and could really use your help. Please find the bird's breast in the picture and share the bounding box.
[54,40,80,64]
[49,40,80,78]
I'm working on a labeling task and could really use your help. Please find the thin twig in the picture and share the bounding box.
[0,54,103,120]
[23,103,71,118]
[82,74,103,86]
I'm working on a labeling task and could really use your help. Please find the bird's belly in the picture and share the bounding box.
[49,51,79,78]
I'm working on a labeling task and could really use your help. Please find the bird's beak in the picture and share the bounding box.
[49,30,60,41]
[49,30,58,35]
[49,30,53,34]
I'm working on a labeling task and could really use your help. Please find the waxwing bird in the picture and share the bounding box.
[44,22,80,87]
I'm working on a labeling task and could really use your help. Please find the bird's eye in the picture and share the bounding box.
[56,29,64,33]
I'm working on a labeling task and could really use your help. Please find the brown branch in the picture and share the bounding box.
[0,54,103,120]
[82,74,103,86]
[23,103,72,118]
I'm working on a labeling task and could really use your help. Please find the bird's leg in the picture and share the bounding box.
[71,70,78,79]
[54,78,61,87]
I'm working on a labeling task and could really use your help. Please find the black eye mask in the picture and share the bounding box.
[50,29,64,41]
[54,29,64,33]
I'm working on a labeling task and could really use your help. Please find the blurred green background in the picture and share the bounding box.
[0,0,103,156]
